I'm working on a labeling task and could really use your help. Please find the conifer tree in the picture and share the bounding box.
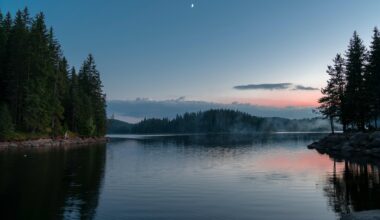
[77,55,107,136]
[0,8,107,137]
[344,31,368,130]
[0,11,6,104]
[6,9,30,127]
[366,27,380,129]
[66,67,81,133]
[23,12,51,132]
[318,54,346,133]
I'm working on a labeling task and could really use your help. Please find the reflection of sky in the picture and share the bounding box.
[96,135,339,219]
[255,149,344,174]
[3,0,380,107]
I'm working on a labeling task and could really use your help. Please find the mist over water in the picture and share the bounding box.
[0,134,379,220]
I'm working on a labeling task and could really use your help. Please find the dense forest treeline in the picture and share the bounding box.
[319,28,380,133]
[107,109,337,134]
[0,8,106,140]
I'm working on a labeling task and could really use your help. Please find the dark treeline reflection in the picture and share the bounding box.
[0,144,106,220]
[324,160,380,217]
[111,133,327,148]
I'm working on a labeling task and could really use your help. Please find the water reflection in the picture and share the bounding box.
[2,134,380,220]
[0,144,106,220]
[110,133,326,148]
[323,160,380,217]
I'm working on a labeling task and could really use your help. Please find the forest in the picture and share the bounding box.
[107,109,336,134]
[319,28,380,133]
[0,8,107,140]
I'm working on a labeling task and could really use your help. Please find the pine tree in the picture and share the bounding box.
[47,28,68,135]
[66,67,81,133]
[5,9,30,128]
[86,55,107,136]
[0,8,107,138]
[0,12,12,105]
[344,31,368,130]
[0,11,6,104]
[366,27,380,129]
[77,55,107,136]
[23,12,51,132]
[318,54,346,133]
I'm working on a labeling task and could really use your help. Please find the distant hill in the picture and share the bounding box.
[107,109,339,134]
[107,119,133,134]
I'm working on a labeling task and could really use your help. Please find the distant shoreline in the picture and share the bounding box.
[0,137,108,149]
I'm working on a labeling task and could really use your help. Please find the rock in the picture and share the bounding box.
[9,143,17,147]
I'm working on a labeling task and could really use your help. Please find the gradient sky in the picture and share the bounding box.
[2,0,380,108]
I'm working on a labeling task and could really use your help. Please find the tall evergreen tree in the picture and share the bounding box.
[0,8,107,138]
[5,9,30,127]
[366,27,380,129]
[66,67,80,132]
[0,11,6,104]
[77,55,107,136]
[318,54,346,133]
[47,28,68,135]
[23,12,51,132]
[344,31,368,130]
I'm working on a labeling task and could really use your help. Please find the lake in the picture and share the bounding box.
[0,133,379,220]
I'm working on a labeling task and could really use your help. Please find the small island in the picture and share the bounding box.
[0,8,107,147]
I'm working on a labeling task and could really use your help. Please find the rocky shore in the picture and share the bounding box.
[308,132,380,162]
[0,137,108,148]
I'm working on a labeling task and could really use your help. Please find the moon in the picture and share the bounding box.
[191,3,194,8]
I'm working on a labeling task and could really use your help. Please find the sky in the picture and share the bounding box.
[2,0,380,120]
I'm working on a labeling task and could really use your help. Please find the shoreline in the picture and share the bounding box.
[0,137,108,148]
[307,132,380,163]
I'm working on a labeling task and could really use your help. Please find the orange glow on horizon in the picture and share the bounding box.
[221,90,322,108]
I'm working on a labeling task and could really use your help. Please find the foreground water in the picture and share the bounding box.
[0,133,379,220]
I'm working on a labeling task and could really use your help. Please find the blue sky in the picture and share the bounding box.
[2,0,380,119]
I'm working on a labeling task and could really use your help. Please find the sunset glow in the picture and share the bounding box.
[221,90,322,108]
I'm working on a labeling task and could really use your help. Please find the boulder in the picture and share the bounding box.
[9,143,17,147]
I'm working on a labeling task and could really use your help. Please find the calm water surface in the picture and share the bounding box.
[1,133,379,220]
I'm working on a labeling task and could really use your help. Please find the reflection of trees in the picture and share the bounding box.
[324,160,380,216]
[124,133,327,148]
[0,144,106,220]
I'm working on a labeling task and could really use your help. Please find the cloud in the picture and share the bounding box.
[293,85,319,91]
[107,98,318,123]
[234,83,292,90]
[234,83,319,91]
